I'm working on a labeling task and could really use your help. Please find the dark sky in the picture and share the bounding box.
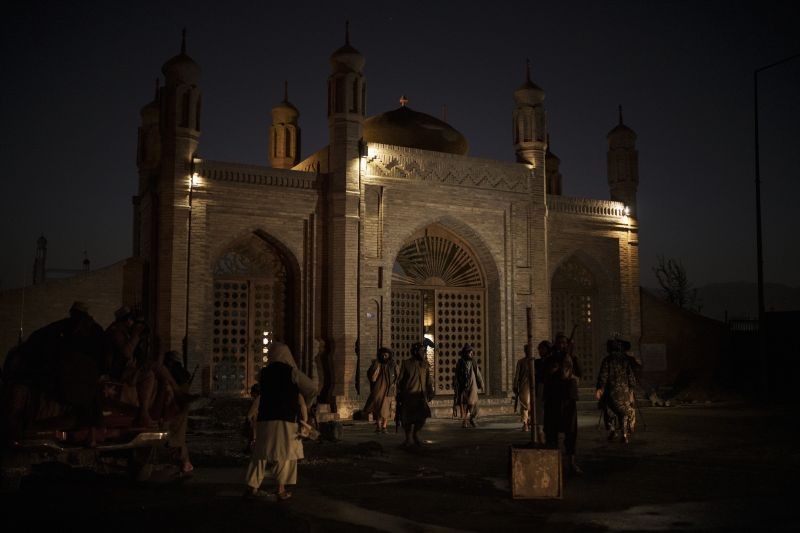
[1,0,798,291]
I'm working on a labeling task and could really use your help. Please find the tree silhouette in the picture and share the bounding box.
[653,255,702,312]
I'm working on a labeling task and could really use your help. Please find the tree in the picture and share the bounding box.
[653,255,702,312]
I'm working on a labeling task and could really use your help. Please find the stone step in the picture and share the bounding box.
[426,393,651,418]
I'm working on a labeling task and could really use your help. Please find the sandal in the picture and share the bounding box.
[276,490,292,501]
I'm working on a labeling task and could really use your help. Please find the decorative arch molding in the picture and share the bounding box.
[388,217,503,394]
[208,229,301,396]
[549,248,613,291]
[549,248,618,384]
[386,214,502,289]
[208,226,302,279]
[392,225,485,288]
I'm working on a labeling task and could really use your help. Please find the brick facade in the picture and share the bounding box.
[0,35,642,419]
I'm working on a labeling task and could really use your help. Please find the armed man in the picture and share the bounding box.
[595,338,638,443]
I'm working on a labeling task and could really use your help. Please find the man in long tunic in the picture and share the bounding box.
[453,344,484,428]
[512,341,549,439]
[396,342,434,447]
[245,342,316,500]
[363,347,397,433]
[596,339,638,443]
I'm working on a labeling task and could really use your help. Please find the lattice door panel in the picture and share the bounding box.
[212,280,249,394]
[249,281,276,389]
[573,294,594,380]
[551,291,594,381]
[434,289,486,393]
[390,290,422,361]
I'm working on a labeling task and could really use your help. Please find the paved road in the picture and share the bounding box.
[5,404,798,531]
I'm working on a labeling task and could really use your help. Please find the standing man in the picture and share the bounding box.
[596,339,638,443]
[513,341,549,440]
[542,333,583,474]
[453,344,484,428]
[621,339,642,435]
[396,342,434,447]
[363,347,398,433]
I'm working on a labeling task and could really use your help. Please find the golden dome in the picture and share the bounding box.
[363,103,468,155]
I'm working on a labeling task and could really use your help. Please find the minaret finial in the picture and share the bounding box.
[526,58,531,83]
[284,80,289,102]
[399,95,408,107]
[345,20,350,45]
[618,104,624,125]
[181,28,187,54]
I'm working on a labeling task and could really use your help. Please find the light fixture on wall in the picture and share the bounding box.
[183,156,200,369]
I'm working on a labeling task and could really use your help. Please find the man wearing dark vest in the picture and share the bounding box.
[244,342,316,500]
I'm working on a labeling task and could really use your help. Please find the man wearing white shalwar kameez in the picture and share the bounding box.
[244,343,316,500]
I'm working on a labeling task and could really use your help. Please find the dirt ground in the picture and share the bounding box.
[4,403,798,532]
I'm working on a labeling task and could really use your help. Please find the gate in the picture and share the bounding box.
[211,236,288,395]
[551,257,596,381]
[390,225,487,395]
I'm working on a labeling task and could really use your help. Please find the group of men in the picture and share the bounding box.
[512,333,640,474]
[362,342,486,444]
[1,302,193,473]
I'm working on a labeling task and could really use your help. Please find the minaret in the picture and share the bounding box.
[513,59,546,168]
[325,22,366,404]
[152,29,203,356]
[134,79,161,259]
[32,234,47,285]
[269,81,301,168]
[607,105,639,216]
[137,78,162,182]
[160,29,202,162]
[327,20,366,164]
[545,135,563,195]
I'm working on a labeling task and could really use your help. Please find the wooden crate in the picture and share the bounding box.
[509,446,563,499]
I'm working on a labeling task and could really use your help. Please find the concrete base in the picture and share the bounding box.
[509,446,563,499]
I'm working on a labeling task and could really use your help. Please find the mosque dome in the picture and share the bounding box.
[514,79,545,106]
[330,42,365,73]
[514,61,545,106]
[272,99,299,122]
[161,31,200,85]
[363,102,469,155]
[272,82,299,123]
[607,106,637,147]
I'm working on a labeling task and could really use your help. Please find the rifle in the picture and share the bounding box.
[567,323,578,351]
[188,364,200,386]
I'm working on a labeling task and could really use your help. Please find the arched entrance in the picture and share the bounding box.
[211,233,294,395]
[390,225,487,395]
[551,256,598,380]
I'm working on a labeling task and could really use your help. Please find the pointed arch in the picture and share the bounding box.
[388,217,502,395]
[549,251,612,382]
[209,230,301,395]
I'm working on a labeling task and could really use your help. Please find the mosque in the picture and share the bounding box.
[10,27,642,417]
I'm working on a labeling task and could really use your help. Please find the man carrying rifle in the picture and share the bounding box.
[542,332,583,474]
[596,338,638,443]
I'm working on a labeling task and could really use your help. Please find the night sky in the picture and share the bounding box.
[1,1,798,292]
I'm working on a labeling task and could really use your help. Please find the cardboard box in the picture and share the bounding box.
[509,446,563,499]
